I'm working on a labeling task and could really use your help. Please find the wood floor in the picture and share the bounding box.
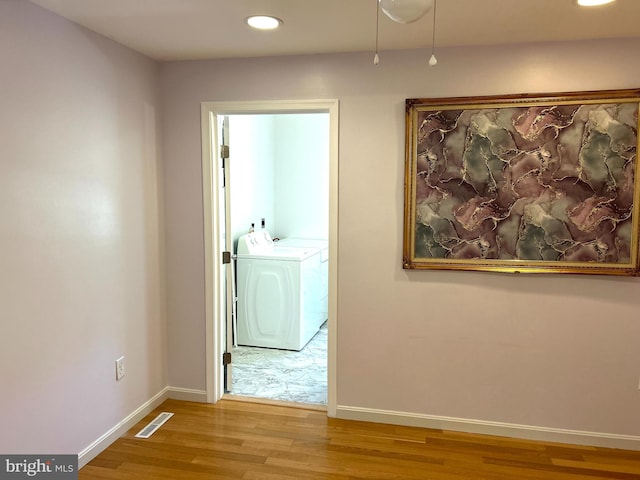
[80,399,640,479]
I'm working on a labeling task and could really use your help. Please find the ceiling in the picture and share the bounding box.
[28,0,640,62]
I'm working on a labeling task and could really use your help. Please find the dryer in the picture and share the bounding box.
[236,231,322,351]
[275,237,328,324]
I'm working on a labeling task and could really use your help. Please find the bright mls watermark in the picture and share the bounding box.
[0,456,77,479]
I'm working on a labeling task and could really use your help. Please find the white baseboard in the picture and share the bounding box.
[78,386,209,469]
[336,405,640,451]
[166,386,208,402]
[78,387,170,468]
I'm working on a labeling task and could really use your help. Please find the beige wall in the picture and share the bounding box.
[162,39,640,436]
[0,1,166,453]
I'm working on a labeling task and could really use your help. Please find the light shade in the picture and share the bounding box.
[245,15,282,30]
[379,0,433,24]
[576,0,615,5]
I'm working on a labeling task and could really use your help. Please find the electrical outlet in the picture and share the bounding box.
[116,356,125,381]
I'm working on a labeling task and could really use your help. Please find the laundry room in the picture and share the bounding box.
[225,111,330,405]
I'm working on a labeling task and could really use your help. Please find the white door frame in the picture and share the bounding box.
[200,99,339,417]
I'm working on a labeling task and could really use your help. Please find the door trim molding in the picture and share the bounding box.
[200,99,339,416]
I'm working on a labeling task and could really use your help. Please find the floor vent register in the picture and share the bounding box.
[134,412,174,439]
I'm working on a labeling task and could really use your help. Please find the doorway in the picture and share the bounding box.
[227,112,328,404]
[200,100,339,416]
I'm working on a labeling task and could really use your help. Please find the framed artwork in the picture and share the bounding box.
[403,89,640,275]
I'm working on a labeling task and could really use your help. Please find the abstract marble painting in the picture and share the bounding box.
[404,91,640,275]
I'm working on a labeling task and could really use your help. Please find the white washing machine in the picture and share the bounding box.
[275,238,328,324]
[236,231,323,351]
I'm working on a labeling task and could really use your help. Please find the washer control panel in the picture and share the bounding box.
[237,231,274,254]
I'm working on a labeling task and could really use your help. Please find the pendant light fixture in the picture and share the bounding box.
[373,0,436,65]
[374,0,380,65]
[428,0,438,66]
[379,0,434,24]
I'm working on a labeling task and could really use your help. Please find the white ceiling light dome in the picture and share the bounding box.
[576,0,615,5]
[379,0,434,24]
[245,15,282,30]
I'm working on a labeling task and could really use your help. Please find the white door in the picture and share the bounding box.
[218,115,236,393]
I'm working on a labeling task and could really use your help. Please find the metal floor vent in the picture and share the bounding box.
[135,412,174,439]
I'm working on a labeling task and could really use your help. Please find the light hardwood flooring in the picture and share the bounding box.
[80,399,640,479]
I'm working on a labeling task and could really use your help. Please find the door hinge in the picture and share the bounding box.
[222,251,231,264]
[223,352,232,366]
[220,145,229,159]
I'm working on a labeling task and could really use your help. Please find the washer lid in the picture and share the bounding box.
[276,238,328,261]
[277,238,328,249]
[237,245,319,261]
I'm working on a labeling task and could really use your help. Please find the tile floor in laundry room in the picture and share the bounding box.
[230,321,327,405]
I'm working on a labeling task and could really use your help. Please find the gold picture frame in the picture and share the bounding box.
[403,90,640,275]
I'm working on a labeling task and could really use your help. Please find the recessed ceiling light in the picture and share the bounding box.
[245,15,282,30]
[576,0,615,6]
